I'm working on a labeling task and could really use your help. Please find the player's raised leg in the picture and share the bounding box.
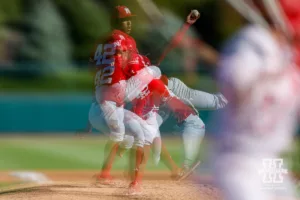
[165,77,227,110]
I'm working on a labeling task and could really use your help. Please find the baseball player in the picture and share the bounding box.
[88,5,162,193]
[88,8,227,185]
[88,5,206,195]
[214,0,300,200]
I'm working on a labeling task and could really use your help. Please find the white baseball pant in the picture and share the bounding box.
[168,77,227,110]
[89,102,146,147]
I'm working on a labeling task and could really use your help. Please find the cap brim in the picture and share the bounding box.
[120,14,136,19]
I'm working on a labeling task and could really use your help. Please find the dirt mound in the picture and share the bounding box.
[0,181,222,200]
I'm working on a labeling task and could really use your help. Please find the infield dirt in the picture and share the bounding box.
[0,170,222,200]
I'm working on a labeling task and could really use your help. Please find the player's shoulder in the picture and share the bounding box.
[98,30,127,50]
[111,29,127,41]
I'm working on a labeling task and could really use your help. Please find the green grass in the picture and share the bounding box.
[0,136,299,172]
[284,139,300,173]
[0,182,21,188]
[0,136,186,170]
[1,136,300,194]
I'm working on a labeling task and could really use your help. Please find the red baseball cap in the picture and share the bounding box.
[115,6,136,19]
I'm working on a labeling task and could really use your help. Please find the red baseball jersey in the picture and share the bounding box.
[128,55,159,117]
[90,29,138,85]
[123,53,146,79]
[90,29,138,105]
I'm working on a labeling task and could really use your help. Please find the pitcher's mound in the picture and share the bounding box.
[0,180,222,200]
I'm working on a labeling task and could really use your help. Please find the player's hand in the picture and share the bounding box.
[186,10,200,25]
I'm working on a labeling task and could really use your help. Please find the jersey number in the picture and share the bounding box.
[94,44,115,65]
[94,44,116,85]
[95,66,115,85]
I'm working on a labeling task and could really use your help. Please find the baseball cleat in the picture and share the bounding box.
[176,160,201,181]
[170,168,182,180]
[93,173,114,185]
[127,180,142,195]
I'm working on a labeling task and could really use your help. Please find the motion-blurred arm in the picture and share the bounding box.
[156,10,200,66]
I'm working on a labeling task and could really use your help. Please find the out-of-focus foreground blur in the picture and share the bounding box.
[1,1,300,199]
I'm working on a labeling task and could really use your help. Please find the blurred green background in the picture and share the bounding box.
[0,136,299,171]
[0,0,243,132]
[0,0,243,92]
[0,0,242,132]
[0,137,299,179]
[0,137,186,170]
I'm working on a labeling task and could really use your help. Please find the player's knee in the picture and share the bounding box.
[108,121,125,143]
[147,66,161,79]
[109,131,125,143]
[133,136,145,148]
[144,131,155,146]
[120,135,134,149]
[126,119,143,136]
[141,123,156,146]
[107,118,124,132]
[144,131,157,145]
[184,114,205,135]
[125,119,145,147]
[185,114,204,126]
[144,140,151,146]
[135,128,145,147]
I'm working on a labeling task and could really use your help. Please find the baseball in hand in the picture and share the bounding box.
[191,10,200,20]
